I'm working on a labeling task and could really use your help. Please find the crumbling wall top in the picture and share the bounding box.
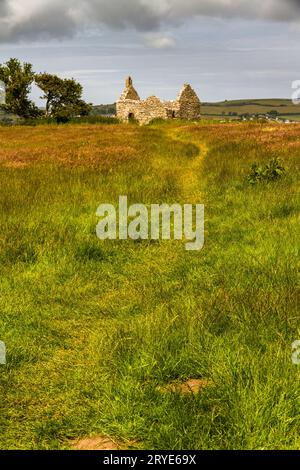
[119,76,140,101]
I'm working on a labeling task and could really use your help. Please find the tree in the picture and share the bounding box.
[0,58,40,118]
[267,110,279,117]
[33,73,61,117]
[35,73,92,121]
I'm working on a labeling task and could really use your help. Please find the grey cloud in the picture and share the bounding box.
[85,0,161,31]
[164,0,300,23]
[0,1,78,42]
[0,0,299,43]
[10,5,77,41]
[0,0,9,15]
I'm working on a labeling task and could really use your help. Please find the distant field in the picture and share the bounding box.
[0,121,299,450]
[201,99,300,120]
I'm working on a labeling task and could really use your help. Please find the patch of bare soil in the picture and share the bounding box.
[157,378,210,395]
[71,436,137,451]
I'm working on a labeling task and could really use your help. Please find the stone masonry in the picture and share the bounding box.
[117,77,201,125]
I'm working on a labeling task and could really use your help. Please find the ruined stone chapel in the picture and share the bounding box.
[116,77,201,125]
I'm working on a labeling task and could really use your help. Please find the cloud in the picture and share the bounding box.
[162,0,300,23]
[144,33,176,49]
[0,0,9,13]
[0,0,299,44]
[0,1,78,42]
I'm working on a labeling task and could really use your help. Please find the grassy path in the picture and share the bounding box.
[163,125,209,203]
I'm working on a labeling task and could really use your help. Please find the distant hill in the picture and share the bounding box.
[201,98,300,121]
[92,99,300,122]
[92,103,117,117]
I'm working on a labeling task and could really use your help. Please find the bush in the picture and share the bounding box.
[247,158,285,184]
[16,115,119,126]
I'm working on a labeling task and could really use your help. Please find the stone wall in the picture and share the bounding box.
[117,77,201,125]
[117,96,169,125]
[177,84,201,120]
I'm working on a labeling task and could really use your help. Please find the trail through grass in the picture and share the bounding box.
[0,122,299,450]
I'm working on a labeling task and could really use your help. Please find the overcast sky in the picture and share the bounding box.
[0,0,300,104]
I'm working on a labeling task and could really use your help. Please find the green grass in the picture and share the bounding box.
[0,122,299,450]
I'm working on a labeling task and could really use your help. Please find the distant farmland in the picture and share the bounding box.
[201,99,300,121]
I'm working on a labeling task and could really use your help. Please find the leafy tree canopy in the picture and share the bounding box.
[35,73,92,121]
[0,58,40,118]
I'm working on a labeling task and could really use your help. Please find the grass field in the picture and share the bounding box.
[0,120,299,450]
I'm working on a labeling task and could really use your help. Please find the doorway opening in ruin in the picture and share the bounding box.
[128,112,135,121]
[172,111,176,119]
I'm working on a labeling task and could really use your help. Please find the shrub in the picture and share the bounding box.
[247,158,285,184]
[17,115,119,126]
